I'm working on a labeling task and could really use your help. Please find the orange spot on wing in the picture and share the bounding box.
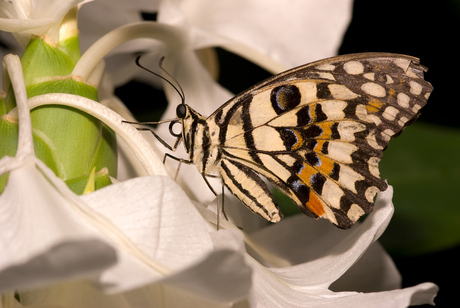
[314,140,326,152]
[306,191,326,216]
[291,129,304,150]
[388,88,396,97]
[317,155,335,175]
[310,104,318,122]
[297,162,316,185]
[366,98,384,113]
[317,122,333,139]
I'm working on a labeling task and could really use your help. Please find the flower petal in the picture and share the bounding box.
[248,187,394,287]
[0,159,117,293]
[0,0,85,46]
[78,0,160,52]
[159,0,353,70]
[162,249,251,303]
[80,175,214,270]
[330,242,401,292]
[247,259,438,308]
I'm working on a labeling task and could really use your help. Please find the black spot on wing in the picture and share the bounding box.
[270,85,301,115]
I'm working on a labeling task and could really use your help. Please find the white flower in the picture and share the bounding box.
[0,0,85,47]
[0,0,439,306]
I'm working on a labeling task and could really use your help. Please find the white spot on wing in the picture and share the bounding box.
[369,114,382,126]
[321,179,343,209]
[412,104,422,113]
[365,186,380,202]
[347,204,365,222]
[382,129,393,141]
[320,100,347,119]
[362,82,386,97]
[337,121,367,141]
[366,131,384,150]
[326,142,357,164]
[328,84,359,100]
[382,106,399,120]
[397,92,410,108]
[338,165,365,193]
[355,105,373,123]
[410,80,423,95]
[363,73,375,81]
[394,58,411,71]
[398,116,409,126]
[321,206,338,225]
[368,157,381,177]
[316,64,335,71]
[318,72,335,80]
[386,75,394,84]
[344,61,364,75]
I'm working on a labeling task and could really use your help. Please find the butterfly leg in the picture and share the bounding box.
[201,174,227,230]
[122,120,183,152]
[163,153,193,180]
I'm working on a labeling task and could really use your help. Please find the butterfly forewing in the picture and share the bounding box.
[206,53,432,229]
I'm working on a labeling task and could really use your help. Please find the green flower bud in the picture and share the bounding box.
[0,26,117,193]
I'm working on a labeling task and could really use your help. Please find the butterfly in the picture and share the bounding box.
[132,52,433,229]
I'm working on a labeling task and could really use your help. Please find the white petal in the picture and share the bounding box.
[159,0,353,70]
[81,176,214,270]
[247,255,438,307]
[82,176,252,301]
[0,0,85,46]
[330,242,401,292]
[162,249,251,303]
[78,0,160,52]
[0,159,117,293]
[249,187,394,287]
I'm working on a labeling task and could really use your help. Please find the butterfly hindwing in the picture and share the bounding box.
[208,53,432,229]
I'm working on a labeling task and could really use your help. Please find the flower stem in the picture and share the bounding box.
[3,54,34,158]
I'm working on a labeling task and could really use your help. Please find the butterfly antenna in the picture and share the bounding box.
[135,54,185,105]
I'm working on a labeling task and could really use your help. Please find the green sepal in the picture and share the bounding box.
[26,77,98,101]
[0,94,6,117]
[30,105,117,181]
[20,37,75,89]
[0,116,60,193]
[65,167,113,195]
[90,123,118,179]
[58,35,81,64]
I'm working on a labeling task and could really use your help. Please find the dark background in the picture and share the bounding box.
[341,1,458,307]
[116,1,459,306]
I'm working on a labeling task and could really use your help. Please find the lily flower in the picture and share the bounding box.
[0,0,85,47]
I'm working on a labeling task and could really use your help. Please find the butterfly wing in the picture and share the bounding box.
[208,53,433,229]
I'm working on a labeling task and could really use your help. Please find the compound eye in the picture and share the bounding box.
[176,104,187,118]
[169,120,182,137]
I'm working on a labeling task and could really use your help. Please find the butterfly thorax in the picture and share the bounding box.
[182,105,221,175]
